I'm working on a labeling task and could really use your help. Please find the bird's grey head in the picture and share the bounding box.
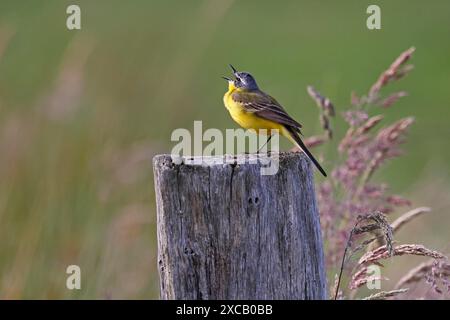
[223,64,259,90]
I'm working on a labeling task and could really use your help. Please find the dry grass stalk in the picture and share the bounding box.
[351,91,360,106]
[381,91,408,108]
[366,212,393,256]
[350,266,389,290]
[386,195,411,207]
[350,267,368,290]
[358,117,415,188]
[355,115,384,136]
[311,47,447,299]
[330,273,344,300]
[307,85,335,117]
[303,135,326,149]
[368,47,415,101]
[394,259,434,290]
[353,223,380,235]
[362,288,409,300]
[350,237,379,257]
[320,114,332,139]
[338,115,383,155]
[338,127,354,152]
[394,259,450,291]
[377,117,415,145]
[307,85,335,141]
[391,207,431,233]
[334,212,393,299]
[359,244,446,265]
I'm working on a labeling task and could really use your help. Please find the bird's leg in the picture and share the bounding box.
[257,134,273,154]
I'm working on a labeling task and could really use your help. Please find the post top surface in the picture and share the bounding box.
[153,152,308,167]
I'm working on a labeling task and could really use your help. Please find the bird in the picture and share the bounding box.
[222,64,327,177]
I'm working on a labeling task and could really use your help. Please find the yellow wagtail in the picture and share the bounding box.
[222,65,327,177]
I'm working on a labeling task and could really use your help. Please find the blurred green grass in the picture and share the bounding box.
[0,0,449,298]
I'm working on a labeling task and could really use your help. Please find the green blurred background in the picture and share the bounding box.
[0,0,449,298]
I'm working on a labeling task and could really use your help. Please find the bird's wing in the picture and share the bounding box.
[231,90,303,130]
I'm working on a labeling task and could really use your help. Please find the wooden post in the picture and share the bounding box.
[153,152,327,300]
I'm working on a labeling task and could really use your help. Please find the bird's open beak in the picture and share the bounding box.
[222,64,237,82]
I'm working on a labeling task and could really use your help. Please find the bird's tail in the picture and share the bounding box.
[284,126,327,177]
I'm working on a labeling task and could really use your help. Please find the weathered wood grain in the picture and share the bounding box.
[153,152,327,300]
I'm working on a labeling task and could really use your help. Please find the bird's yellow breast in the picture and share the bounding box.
[223,84,284,135]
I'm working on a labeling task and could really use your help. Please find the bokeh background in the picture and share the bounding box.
[0,0,449,299]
